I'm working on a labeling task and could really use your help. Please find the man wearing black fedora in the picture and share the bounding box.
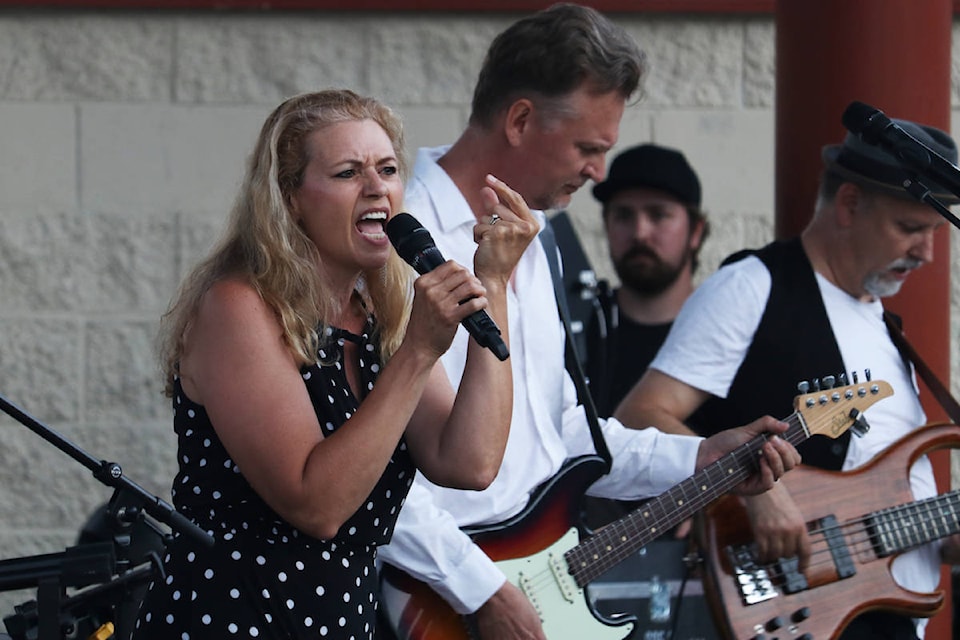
[615,118,960,639]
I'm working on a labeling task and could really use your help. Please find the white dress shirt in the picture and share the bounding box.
[376,146,703,614]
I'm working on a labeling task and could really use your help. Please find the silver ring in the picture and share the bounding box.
[489,214,501,226]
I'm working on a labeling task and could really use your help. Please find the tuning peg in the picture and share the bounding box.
[812,378,821,391]
[852,371,859,383]
[864,368,871,381]
[838,372,848,386]
[797,381,810,394]
[822,375,836,389]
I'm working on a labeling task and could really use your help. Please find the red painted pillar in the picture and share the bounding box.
[776,1,954,637]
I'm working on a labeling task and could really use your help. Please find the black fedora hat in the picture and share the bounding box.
[822,118,960,204]
[592,143,701,207]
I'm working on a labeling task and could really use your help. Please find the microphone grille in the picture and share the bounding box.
[385,212,421,242]
[386,212,435,264]
[841,101,881,134]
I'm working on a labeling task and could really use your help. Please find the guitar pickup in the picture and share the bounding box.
[772,555,807,594]
[818,514,856,579]
[772,514,854,592]
[548,551,579,604]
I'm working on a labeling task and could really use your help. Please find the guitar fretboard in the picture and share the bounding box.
[870,489,960,557]
[563,378,891,587]
[565,413,806,586]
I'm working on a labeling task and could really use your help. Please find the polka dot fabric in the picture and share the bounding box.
[133,322,415,639]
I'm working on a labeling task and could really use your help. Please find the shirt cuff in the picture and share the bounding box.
[646,429,702,486]
[426,543,507,615]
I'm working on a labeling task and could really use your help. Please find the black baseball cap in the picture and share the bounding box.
[592,143,701,207]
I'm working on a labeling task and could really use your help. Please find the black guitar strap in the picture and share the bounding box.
[539,220,612,471]
[883,310,960,423]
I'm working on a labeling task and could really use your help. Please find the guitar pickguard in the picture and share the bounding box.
[496,528,633,640]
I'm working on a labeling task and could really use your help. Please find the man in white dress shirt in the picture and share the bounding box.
[376,5,799,639]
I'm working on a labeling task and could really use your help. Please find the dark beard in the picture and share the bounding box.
[613,245,686,296]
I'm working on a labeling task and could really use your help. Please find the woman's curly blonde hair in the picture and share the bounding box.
[158,89,413,396]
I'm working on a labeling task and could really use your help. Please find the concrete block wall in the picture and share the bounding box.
[0,7,957,617]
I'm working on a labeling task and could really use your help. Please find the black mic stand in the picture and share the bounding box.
[884,133,960,220]
[0,391,213,640]
[842,101,960,231]
[901,174,960,231]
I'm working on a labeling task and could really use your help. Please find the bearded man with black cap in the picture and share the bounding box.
[616,117,960,639]
[584,143,709,419]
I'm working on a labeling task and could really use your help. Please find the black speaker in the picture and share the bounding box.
[586,539,720,640]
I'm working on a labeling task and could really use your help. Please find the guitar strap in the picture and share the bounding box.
[539,220,613,471]
[882,310,960,423]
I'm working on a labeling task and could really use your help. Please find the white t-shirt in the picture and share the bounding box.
[652,253,939,637]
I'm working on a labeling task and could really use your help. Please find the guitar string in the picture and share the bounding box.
[539,390,875,599]
[521,432,776,598]
[754,524,913,586]
[568,430,772,584]
[571,384,887,586]
[561,388,890,602]
[565,407,842,586]
[722,392,876,586]
[741,487,960,589]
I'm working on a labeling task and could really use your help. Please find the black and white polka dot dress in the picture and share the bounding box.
[133,321,415,639]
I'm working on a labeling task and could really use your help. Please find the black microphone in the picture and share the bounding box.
[386,212,509,361]
[841,100,960,197]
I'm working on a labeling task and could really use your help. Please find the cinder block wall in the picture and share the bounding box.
[0,8,958,616]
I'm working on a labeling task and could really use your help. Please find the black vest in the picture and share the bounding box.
[689,238,851,470]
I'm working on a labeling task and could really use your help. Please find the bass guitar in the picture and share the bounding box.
[702,422,960,640]
[381,379,892,640]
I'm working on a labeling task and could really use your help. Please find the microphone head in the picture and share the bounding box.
[841,101,891,143]
[386,212,436,267]
[841,101,879,134]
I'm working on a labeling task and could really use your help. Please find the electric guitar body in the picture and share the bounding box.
[382,379,893,640]
[702,422,960,640]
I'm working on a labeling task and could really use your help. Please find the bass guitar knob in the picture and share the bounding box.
[792,606,811,622]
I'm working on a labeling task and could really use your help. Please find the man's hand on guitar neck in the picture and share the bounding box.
[695,415,802,496]
[742,482,811,570]
[474,581,547,640]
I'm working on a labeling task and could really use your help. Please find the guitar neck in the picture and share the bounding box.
[871,489,960,556]
[565,412,806,587]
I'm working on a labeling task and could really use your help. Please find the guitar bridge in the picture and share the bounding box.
[726,544,778,605]
[726,514,855,609]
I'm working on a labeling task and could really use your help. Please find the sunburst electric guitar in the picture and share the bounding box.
[702,421,960,640]
[381,379,892,640]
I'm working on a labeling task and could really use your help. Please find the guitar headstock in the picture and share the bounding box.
[794,375,893,440]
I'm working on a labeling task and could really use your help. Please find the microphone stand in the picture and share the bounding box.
[901,174,960,232]
[0,391,213,640]
[843,101,960,231]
